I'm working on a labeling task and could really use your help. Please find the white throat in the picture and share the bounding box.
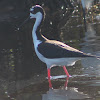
[32,12,43,49]
[31,12,44,62]
[32,12,43,33]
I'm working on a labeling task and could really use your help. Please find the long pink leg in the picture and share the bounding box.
[63,66,70,77]
[64,77,69,87]
[47,68,51,79]
[47,68,52,88]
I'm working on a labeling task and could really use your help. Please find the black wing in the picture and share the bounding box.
[37,40,90,58]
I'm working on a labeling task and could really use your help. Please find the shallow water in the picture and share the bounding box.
[0,1,100,100]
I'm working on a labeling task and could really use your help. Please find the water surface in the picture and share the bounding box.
[0,1,100,100]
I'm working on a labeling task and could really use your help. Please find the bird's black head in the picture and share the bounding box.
[30,5,45,19]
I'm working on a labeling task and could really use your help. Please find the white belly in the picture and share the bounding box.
[44,57,81,68]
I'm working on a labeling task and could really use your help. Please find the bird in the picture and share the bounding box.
[29,5,99,84]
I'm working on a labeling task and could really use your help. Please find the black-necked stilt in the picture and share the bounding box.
[19,5,99,86]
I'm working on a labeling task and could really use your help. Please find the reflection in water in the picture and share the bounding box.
[96,14,100,20]
[84,24,96,42]
[81,23,100,77]
[42,87,89,100]
[48,76,69,88]
[43,76,89,100]
[81,0,94,9]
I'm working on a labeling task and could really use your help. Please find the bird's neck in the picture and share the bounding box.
[32,12,45,42]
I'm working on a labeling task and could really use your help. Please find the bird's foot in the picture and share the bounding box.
[68,75,72,77]
[46,76,53,79]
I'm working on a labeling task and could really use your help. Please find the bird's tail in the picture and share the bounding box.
[87,54,100,60]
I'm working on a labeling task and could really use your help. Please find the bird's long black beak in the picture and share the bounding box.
[17,16,30,30]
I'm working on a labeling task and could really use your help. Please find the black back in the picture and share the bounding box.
[37,40,91,58]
